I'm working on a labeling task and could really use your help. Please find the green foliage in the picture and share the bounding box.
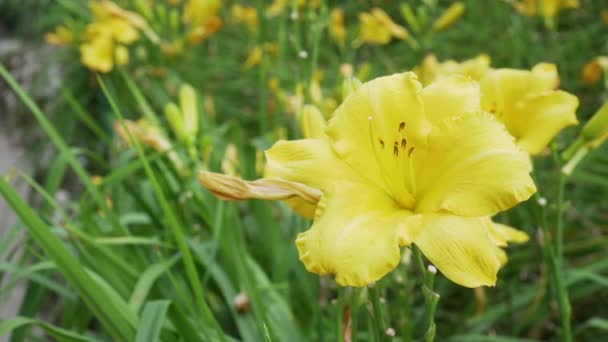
[1,0,608,341]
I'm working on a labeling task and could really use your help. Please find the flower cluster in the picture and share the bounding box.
[199,64,579,288]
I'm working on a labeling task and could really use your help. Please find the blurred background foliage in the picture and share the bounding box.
[1,0,608,341]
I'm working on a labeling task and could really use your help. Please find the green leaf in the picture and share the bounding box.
[135,300,172,342]
[0,177,137,341]
[0,316,96,342]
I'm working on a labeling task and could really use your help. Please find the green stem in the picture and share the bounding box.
[412,245,439,342]
[368,285,386,341]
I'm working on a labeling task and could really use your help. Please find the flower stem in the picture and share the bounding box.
[412,245,439,342]
[368,285,387,341]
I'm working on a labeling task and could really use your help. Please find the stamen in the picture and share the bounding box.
[393,145,399,156]
[379,139,384,148]
[408,146,415,157]
[401,138,407,150]
[398,122,406,132]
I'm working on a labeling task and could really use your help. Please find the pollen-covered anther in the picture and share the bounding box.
[401,138,407,149]
[398,121,406,131]
[408,146,415,157]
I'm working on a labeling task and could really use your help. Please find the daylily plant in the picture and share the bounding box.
[200,73,536,288]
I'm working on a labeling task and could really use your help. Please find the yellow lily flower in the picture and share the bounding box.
[80,36,115,73]
[45,25,73,46]
[183,0,222,45]
[358,8,409,45]
[231,4,258,32]
[79,1,143,72]
[480,63,579,155]
[513,0,579,20]
[200,73,536,287]
[183,0,221,26]
[415,53,491,85]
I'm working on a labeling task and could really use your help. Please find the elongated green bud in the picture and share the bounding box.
[299,105,327,139]
[179,84,199,140]
[581,101,608,148]
[164,102,186,142]
[341,77,362,100]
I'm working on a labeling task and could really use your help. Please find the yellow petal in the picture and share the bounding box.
[107,17,139,44]
[327,72,428,209]
[412,214,501,287]
[489,221,529,247]
[415,113,536,217]
[265,138,361,190]
[296,181,417,287]
[80,36,114,73]
[509,90,579,154]
[532,63,559,90]
[420,75,481,124]
[488,221,529,266]
[480,64,558,121]
[284,197,317,219]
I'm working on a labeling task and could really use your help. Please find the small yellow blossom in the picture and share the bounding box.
[243,46,264,69]
[200,73,536,287]
[358,8,409,45]
[329,8,346,47]
[432,2,465,32]
[231,4,258,32]
[513,0,579,20]
[183,0,221,26]
[80,36,115,73]
[581,56,608,87]
[183,0,222,45]
[79,1,144,72]
[480,63,579,155]
[243,43,278,69]
[415,54,491,86]
[45,26,73,46]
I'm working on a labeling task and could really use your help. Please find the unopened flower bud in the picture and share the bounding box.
[341,77,362,100]
[581,102,608,149]
[179,84,199,141]
[299,105,327,139]
[433,2,465,32]
[164,102,186,142]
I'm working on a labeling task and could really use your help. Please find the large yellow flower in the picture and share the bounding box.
[480,63,579,155]
[200,73,536,287]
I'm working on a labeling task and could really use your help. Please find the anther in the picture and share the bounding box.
[393,146,399,156]
[398,122,405,132]
[408,146,415,157]
[379,139,384,148]
[401,138,407,149]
